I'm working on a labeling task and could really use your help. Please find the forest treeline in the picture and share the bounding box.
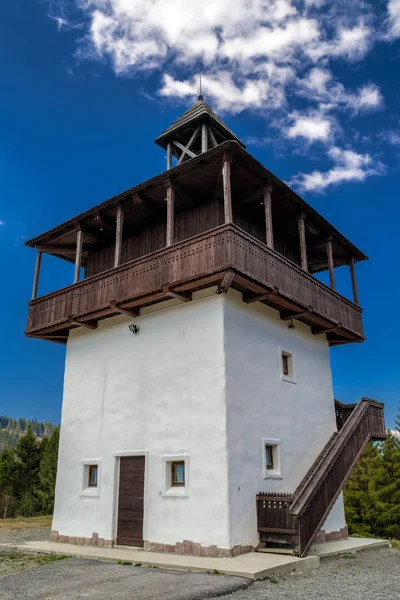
[0,415,57,452]
[0,425,59,518]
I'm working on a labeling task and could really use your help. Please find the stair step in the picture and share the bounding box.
[257,548,295,555]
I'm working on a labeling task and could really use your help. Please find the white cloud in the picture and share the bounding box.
[387,0,400,38]
[285,114,333,142]
[0,220,5,226]
[289,147,385,192]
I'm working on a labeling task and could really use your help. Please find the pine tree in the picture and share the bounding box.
[38,429,60,514]
[395,404,400,434]
[13,425,41,512]
[0,448,17,518]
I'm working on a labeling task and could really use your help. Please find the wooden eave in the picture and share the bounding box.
[25,141,367,267]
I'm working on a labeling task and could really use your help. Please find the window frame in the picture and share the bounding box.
[162,454,190,497]
[88,464,98,488]
[280,349,296,384]
[262,438,282,479]
[170,460,185,487]
[80,459,102,497]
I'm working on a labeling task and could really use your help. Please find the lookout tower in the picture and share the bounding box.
[25,97,385,557]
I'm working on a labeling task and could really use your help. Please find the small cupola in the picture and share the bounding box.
[155,96,245,171]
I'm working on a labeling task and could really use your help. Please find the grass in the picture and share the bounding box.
[0,550,69,576]
[390,539,400,549]
[0,515,52,531]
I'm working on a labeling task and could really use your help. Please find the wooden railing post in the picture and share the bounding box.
[74,226,83,284]
[264,184,274,250]
[326,237,336,291]
[167,143,172,171]
[298,213,308,272]
[166,184,175,246]
[31,251,42,300]
[114,203,124,268]
[201,124,208,153]
[349,257,359,305]
[222,155,233,224]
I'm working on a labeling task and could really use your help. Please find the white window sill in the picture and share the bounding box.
[264,471,283,479]
[162,487,189,498]
[79,488,100,498]
[281,375,297,385]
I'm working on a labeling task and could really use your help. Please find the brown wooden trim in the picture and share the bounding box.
[167,143,172,170]
[74,227,83,284]
[216,270,235,294]
[349,256,359,305]
[264,184,274,250]
[243,285,279,304]
[298,213,308,272]
[281,306,313,321]
[222,156,232,224]
[110,301,139,317]
[69,318,97,330]
[258,527,298,535]
[312,322,342,335]
[31,251,43,300]
[166,185,175,246]
[326,237,336,290]
[162,286,192,302]
[114,203,124,268]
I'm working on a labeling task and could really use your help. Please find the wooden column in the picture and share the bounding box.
[201,124,208,153]
[166,185,175,246]
[167,143,172,171]
[222,155,233,224]
[298,213,308,272]
[349,256,359,305]
[31,251,42,300]
[326,237,336,291]
[264,184,274,250]
[74,226,83,284]
[114,203,124,268]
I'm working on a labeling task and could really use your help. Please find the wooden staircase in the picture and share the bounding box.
[257,398,386,557]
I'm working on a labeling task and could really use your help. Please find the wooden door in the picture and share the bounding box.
[116,456,145,546]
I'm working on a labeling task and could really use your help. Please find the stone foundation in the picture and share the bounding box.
[314,525,348,544]
[143,540,255,557]
[50,531,254,557]
[50,531,113,548]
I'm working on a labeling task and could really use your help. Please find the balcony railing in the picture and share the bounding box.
[26,224,364,341]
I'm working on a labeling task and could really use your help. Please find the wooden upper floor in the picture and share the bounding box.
[25,141,366,345]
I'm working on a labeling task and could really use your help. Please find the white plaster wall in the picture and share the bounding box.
[53,290,230,548]
[223,290,346,547]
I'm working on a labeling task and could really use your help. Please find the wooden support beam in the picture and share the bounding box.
[166,185,175,247]
[209,127,218,148]
[31,251,43,300]
[114,203,124,268]
[326,237,336,291]
[216,270,235,294]
[312,322,342,336]
[110,301,139,317]
[264,184,274,250]
[162,286,192,302]
[281,306,313,321]
[177,126,201,165]
[349,257,359,305]
[36,244,77,254]
[173,140,196,159]
[74,227,83,284]
[222,155,233,224]
[167,143,172,170]
[243,285,279,304]
[298,213,308,272]
[69,318,98,330]
[95,211,115,231]
[201,124,208,153]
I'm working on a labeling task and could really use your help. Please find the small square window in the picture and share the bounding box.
[88,465,98,488]
[171,461,185,487]
[280,350,296,383]
[262,439,282,479]
[265,445,274,470]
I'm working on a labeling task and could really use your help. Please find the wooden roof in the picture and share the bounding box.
[26,141,367,269]
[155,98,246,150]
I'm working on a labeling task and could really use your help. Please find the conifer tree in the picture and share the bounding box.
[13,425,41,504]
[38,429,60,514]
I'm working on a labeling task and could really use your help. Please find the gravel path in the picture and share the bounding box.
[0,558,250,600]
[0,527,50,545]
[209,547,400,600]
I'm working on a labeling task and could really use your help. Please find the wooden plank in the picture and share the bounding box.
[173,140,196,159]
[243,286,279,304]
[216,270,235,294]
[117,456,145,547]
[162,286,192,302]
[114,203,124,268]
[280,306,313,321]
[326,237,336,290]
[31,251,43,300]
[69,318,97,330]
[201,124,208,153]
[298,213,308,272]
[167,143,172,170]
[264,184,274,250]
[166,185,175,247]
[110,301,139,317]
[349,257,359,305]
[222,156,232,224]
[74,227,83,284]
[209,127,218,148]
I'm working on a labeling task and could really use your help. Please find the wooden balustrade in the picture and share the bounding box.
[26,224,364,341]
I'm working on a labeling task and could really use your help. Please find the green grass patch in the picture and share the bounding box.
[0,515,52,531]
[390,539,400,549]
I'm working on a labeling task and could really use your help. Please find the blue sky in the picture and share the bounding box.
[0,0,399,426]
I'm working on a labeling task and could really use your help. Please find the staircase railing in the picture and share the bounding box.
[290,398,386,556]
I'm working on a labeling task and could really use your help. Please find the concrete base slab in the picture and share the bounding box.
[309,537,390,557]
[3,541,319,580]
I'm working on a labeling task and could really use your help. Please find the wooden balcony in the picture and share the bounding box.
[26,224,364,345]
